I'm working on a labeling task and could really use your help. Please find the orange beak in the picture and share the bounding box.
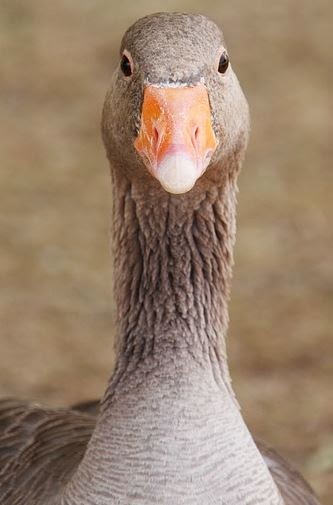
[134,84,217,194]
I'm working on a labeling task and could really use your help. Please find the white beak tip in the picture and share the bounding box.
[156,154,202,195]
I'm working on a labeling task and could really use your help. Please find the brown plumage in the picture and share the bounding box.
[0,399,319,504]
[0,12,321,505]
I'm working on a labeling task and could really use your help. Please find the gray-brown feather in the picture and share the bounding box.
[256,441,320,505]
[0,399,94,505]
[0,399,319,505]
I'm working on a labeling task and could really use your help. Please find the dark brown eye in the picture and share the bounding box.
[120,54,132,77]
[218,53,229,74]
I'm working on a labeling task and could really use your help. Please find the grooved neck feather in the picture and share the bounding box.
[108,168,236,397]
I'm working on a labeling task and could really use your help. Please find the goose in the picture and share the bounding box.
[0,12,321,505]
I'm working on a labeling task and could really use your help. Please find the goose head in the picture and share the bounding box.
[102,12,250,195]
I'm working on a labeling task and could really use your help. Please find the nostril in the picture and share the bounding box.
[153,126,160,149]
[191,126,200,150]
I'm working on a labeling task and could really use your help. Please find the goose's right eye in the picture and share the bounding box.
[120,54,133,77]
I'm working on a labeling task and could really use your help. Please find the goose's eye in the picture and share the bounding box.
[120,54,133,77]
[218,53,229,74]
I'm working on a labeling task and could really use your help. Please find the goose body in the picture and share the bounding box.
[0,13,321,505]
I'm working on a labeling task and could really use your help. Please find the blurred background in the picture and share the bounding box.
[0,0,332,502]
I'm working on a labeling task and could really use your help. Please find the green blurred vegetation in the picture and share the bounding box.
[0,0,332,502]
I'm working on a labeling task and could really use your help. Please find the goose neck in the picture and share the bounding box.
[108,170,238,394]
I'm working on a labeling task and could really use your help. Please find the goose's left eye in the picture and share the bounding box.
[218,53,229,74]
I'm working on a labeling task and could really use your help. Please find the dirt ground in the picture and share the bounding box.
[0,0,332,502]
